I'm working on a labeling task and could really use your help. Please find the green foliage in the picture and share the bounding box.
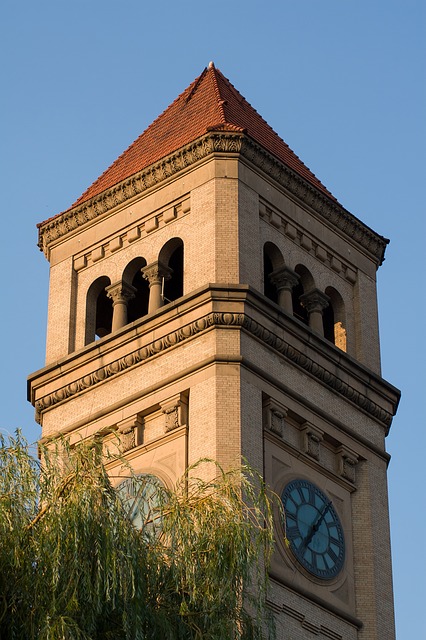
[0,432,276,639]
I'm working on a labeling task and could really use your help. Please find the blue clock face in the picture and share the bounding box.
[117,474,164,536]
[282,479,345,580]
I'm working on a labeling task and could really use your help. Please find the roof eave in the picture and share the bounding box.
[37,130,388,266]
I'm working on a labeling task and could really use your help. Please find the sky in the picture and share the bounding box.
[1,1,425,637]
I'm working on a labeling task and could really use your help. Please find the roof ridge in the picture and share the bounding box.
[184,66,208,103]
[209,63,227,124]
[214,68,330,196]
[59,64,338,214]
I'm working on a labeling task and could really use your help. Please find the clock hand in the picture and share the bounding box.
[302,500,332,550]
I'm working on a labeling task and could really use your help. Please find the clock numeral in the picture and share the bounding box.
[294,488,304,505]
[326,548,338,565]
[328,524,342,542]
[286,499,298,516]
[287,525,300,540]
[303,547,313,564]
[330,542,342,558]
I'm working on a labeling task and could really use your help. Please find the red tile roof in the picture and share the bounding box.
[71,63,336,209]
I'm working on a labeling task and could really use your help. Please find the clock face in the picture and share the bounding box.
[282,479,345,580]
[117,474,164,536]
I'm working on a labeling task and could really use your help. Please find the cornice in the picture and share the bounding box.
[38,132,387,265]
[33,311,395,429]
[239,137,388,265]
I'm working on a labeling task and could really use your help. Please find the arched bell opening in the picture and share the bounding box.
[85,276,112,344]
[123,257,149,323]
[263,242,285,304]
[324,286,347,351]
[158,238,184,304]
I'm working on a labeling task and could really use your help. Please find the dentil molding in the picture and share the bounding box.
[38,132,388,265]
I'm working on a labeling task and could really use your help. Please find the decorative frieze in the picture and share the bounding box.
[260,199,358,285]
[33,310,394,428]
[72,197,190,272]
[39,132,387,267]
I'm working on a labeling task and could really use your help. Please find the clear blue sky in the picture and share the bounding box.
[1,2,424,637]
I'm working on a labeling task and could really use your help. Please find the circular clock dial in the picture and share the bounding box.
[282,479,345,580]
[117,474,164,536]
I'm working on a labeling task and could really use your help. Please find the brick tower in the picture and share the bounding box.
[29,63,400,639]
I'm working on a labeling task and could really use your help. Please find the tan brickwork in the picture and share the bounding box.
[45,257,75,362]
[30,138,398,640]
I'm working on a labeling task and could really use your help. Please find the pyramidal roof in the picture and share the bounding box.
[71,63,336,209]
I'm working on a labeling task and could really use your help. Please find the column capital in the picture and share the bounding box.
[105,281,136,305]
[269,265,300,291]
[141,260,173,287]
[299,288,330,314]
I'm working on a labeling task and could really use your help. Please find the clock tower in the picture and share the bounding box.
[28,63,400,639]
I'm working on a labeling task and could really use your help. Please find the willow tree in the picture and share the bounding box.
[0,431,277,639]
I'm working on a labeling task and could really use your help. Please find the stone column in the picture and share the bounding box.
[106,281,136,332]
[299,288,330,335]
[141,261,173,314]
[269,266,300,313]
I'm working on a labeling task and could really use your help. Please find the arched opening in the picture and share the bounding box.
[263,242,284,304]
[159,238,184,304]
[292,265,314,326]
[324,286,347,351]
[85,276,112,344]
[123,257,149,323]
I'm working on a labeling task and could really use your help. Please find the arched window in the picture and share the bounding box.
[85,276,112,344]
[292,265,314,326]
[158,238,184,304]
[263,242,284,304]
[324,286,347,351]
[123,257,150,323]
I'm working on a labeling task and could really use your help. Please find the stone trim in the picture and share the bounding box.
[72,197,190,272]
[34,311,393,427]
[263,398,288,437]
[38,132,387,264]
[337,445,359,484]
[117,414,143,452]
[301,422,324,461]
[260,199,358,284]
[160,393,188,433]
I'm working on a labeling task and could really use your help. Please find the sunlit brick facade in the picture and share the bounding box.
[29,64,399,639]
